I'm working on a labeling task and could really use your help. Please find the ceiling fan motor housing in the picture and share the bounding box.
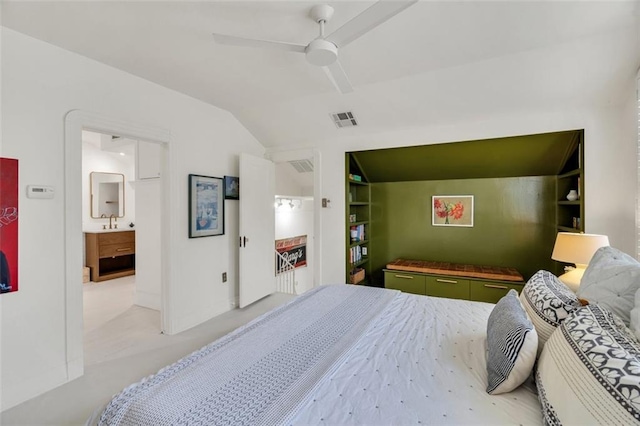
[305,39,338,66]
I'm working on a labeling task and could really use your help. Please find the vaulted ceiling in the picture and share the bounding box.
[2,1,639,148]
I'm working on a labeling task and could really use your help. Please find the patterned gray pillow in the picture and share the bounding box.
[519,270,581,355]
[537,305,640,425]
[486,289,538,395]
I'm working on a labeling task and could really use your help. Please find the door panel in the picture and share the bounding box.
[239,153,276,308]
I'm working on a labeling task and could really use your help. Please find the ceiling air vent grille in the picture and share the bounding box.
[288,159,314,173]
[331,111,358,128]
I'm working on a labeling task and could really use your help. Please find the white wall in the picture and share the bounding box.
[81,140,136,232]
[134,177,162,310]
[275,199,314,294]
[315,94,639,286]
[0,28,265,410]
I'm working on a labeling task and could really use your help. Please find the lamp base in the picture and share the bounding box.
[557,265,587,293]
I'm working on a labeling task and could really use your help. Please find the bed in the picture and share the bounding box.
[91,284,543,425]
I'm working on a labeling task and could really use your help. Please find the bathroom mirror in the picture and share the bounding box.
[90,172,125,218]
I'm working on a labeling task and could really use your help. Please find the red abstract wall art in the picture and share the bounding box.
[0,158,18,293]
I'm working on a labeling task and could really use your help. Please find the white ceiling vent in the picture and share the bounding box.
[288,159,314,173]
[331,111,358,128]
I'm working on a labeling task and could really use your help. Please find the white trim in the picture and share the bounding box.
[63,110,172,382]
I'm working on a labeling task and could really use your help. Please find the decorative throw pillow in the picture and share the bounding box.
[536,305,640,425]
[519,270,581,354]
[486,289,538,395]
[630,288,640,341]
[577,246,640,326]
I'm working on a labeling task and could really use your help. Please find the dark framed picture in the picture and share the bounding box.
[224,176,239,200]
[189,174,224,238]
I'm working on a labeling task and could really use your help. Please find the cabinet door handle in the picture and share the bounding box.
[116,247,132,252]
[394,274,414,279]
[484,284,509,290]
[436,278,458,284]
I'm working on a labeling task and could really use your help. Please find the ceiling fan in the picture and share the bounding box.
[212,1,417,94]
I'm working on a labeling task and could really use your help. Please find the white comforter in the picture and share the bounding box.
[289,288,542,425]
[96,285,542,425]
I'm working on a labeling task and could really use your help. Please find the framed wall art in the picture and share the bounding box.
[189,174,224,238]
[432,195,474,227]
[224,175,239,200]
[0,158,19,293]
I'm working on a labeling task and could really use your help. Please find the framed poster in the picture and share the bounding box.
[275,235,307,274]
[0,158,19,293]
[224,175,239,200]
[432,195,474,227]
[189,174,224,238]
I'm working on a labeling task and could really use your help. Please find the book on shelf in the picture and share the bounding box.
[349,245,363,264]
[350,224,365,242]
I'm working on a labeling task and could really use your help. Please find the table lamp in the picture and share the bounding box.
[551,232,610,291]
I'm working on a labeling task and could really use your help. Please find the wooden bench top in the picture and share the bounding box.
[386,259,524,283]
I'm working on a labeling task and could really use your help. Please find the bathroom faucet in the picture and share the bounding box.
[109,214,118,230]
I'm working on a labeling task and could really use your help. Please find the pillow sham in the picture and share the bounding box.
[519,270,581,354]
[486,289,538,395]
[536,305,640,425]
[630,288,640,341]
[577,246,640,326]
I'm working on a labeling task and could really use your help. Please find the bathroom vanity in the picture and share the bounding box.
[85,230,135,282]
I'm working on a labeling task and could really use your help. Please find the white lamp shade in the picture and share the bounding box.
[551,233,610,266]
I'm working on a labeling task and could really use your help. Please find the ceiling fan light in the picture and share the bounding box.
[305,39,338,66]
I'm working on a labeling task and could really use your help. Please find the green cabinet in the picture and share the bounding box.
[426,276,469,300]
[384,270,523,303]
[468,280,524,303]
[385,271,426,295]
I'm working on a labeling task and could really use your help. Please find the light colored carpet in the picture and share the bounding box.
[1,277,296,426]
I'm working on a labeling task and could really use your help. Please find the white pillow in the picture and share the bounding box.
[519,270,581,354]
[536,304,640,425]
[630,287,640,341]
[486,290,538,394]
[577,246,640,326]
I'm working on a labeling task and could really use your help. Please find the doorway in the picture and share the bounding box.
[81,130,164,365]
[274,160,314,295]
[63,110,171,382]
[269,149,322,294]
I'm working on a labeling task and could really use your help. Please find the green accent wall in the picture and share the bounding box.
[370,176,557,286]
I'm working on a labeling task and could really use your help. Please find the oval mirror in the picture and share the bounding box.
[90,172,125,218]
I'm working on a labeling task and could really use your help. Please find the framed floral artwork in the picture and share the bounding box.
[432,195,474,227]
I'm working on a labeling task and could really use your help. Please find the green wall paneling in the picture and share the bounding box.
[369,176,557,286]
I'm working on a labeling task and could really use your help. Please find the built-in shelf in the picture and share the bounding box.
[346,153,372,285]
[350,239,369,248]
[351,258,369,268]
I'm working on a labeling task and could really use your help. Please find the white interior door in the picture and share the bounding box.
[239,153,276,308]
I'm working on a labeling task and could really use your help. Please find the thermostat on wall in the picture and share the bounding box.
[26,185,55,199]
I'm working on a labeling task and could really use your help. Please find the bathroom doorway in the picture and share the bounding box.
[81,130,165,365]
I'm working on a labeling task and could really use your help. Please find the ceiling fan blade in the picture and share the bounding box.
[212,33,306,54]
[323,60,353,94]
[325,0,418,48]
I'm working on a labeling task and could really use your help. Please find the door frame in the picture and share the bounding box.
[63,110,172,381]
[267,148,322,289]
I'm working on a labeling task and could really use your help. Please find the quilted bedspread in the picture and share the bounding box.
[97,285,396,426]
